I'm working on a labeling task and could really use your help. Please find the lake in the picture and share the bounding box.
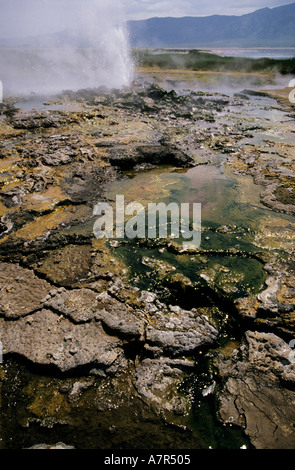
[202,47,295,59]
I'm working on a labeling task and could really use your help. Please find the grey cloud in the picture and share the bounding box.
[125,0,292,19]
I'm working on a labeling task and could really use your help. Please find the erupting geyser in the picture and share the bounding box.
[0,0,134,96]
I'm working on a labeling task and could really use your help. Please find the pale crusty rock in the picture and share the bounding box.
[27,442,75,449]
[0,263,52,318]
[44,288,99,323]
[144,303,218,356]
[235,256,295,336]
[134,358,193,419]
[44,288,146,339]
[258,276,282,313]
[94,291,146,340]
[0,309,124,372]
[216,331,295,449]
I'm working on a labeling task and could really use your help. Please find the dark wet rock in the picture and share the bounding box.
[0,223,93,261]
[0,101,19,118]
[11,112,66,130]
[1,357,203,449]
[275,185,295,206]
[34,245,94,287]
[94,141,117,148]
[137,144,194,167]
[107,144,194,170]
[215,330,295,449]
[261,183,295,215]
[61,164,119,204]
[41,150,75,166]
[133,162,157,171]
[113,94,146,111]
[234,93,250,100]
[14,133,96,169]
[146,84,172,101]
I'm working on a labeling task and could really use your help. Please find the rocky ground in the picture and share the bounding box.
[0,75,294,449]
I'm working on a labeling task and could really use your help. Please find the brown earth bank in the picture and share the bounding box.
[0,74,294,449]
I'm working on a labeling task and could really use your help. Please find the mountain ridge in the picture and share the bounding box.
[127,3,295,48]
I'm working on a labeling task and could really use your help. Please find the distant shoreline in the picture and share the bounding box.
[132,49,295,75]
[136,67,273,78]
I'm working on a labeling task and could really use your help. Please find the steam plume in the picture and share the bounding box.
[0,0,133,96]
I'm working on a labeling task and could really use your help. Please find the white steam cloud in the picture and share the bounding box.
[0,0,133,96]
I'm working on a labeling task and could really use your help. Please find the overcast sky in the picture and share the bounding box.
[0,0,125,38]
[0,0,293,38]
[124,0,294,20]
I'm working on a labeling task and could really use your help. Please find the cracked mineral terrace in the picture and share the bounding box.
[0,72,294,449]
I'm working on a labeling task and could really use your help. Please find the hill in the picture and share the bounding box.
[127,3,295,48]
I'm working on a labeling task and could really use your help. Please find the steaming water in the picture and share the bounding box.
[150,48,295,59]
[202,48,295,59]
[0,0,134,97]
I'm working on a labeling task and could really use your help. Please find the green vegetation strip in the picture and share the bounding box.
[133,49,295,74]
